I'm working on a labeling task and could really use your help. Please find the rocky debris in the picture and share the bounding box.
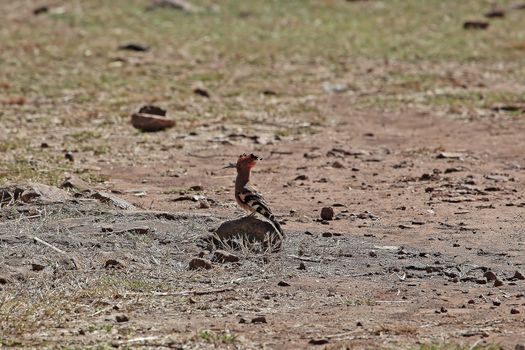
[463,20,489,30]
[0,182,70,205]
[320,207,334,220]
[115,315,129,322]
[90,191,136,210]
[212,250,240,263]
[118,43,149,52]
[105,259,125,269]
[188,258,213,270]
[131,105,175,132]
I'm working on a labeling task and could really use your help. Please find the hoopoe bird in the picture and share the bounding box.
[224,153,283,237]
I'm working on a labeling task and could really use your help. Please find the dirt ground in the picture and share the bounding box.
[1,1,525,349]
[2,98,524,349]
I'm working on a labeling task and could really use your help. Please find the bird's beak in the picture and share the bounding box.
[223,162,236,169]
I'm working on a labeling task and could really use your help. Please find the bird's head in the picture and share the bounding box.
[223,153,261,171]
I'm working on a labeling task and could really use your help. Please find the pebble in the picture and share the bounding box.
[115,315,129,323]
[320,207,334,220]
[188,258,213,270]
[251,316,267,324]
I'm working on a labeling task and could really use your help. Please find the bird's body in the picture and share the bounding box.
[230,154,283,236]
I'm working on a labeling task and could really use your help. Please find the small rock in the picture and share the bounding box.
[212,250,240,263]
[40,142,50,148]
[368,251,377,258]
[33,6,49,15]
[91,191,135,210]
[320,207,334,220]
[64,152,74,162]
[277,280,290,287]
[494,279,504,287]
[484,271,497,282]
[198,199,210,209]
[193,87,210,98]
[139,105,166,116]
[463,20,489,30]
[513,271,525,280]
[356,321,363,327]
[492,300,501,306]
[0,276,10,284]
[294,174,308,181]
[60,175,91,192]
[31,262,46,272]
[484,9,505,18]
[468,299,475,304]
[115,315,129,322]
[129,227,151,235]
[298,262,306,270]
[105,259,124,269]
[510,308,520,314]
[436,152,465,159]
[101,225,114,233]
[118,43,149,52]
[309,338,329,345]
[251,316,267,324]
[188,258,213,270]
[131,112,175,132]
[515,344,525,350]
[332,161,345,169]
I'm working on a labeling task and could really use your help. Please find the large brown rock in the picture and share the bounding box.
[0,182,70,204]
[206,216,283,252]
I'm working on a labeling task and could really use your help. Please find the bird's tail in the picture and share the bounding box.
[255,206,283,238]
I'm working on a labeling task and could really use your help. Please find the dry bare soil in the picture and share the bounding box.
[1,1,525,349]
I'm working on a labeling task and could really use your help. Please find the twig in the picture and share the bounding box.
[469,339,483,350]
[126,287,234,297]
[270,151,293,155]
[376,300,411,303]
[124,336,160,344]
[33,236,67,255]
[288,255,321,263]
